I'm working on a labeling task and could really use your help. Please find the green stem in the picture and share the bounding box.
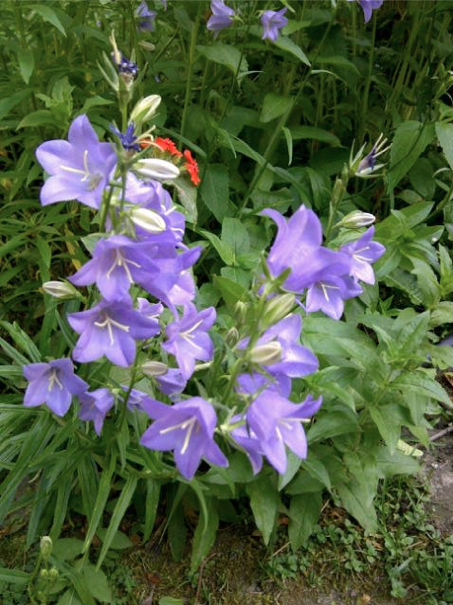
[180,2,202,139]
[359,12,377,138]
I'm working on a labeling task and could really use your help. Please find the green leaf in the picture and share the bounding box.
[172,177,197,224]
[159,598,185,605]
[17,110,58,128]
[213,275,246,306]
[390,370,451,406]
[336,482,377,534]
[0,89,31,121]
[143,479,161,542]
[435,121,453,170]
[32,5,66,35]
[200,164,230,222]
[96,473,137,568]
[369,407,400,454]
[246,476,280,545]
[278,451,302,491]
[387,121,435,191]
[273,36,310,66]
[0,567,30,585]
[56,590,83,605]
[260,93,293,123]
[197,43,248,78]
[16,48,35,84]
[52,538,84,562]
[221,218,250,260]
[291,125,341,145]
[302,456,331,490]
[308,409,358,443]
[83,564,113,603]
[96,529,133,550]
[200,230,234,265]
[83,453,117,552]
[288,492,322,550]
[190,499,219,574]
[79,95,113,114]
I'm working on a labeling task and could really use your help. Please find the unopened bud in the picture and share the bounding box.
[42,280,78,300]
[134,158,180,181]
[130,95,161,125]
[336,211,376,229]
[130,207,166,234]
[262,294,296,327]
[225,327,240,347]
[48,567,59,582]
[40,536,53,558]
[249,341,282,365]
[142,361,168,376]
[234,301,247,324]
[39,569,49,579]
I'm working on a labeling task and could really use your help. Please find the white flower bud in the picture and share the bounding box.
[249,341,282,365]
[262,294,296,327]
[130,95,162,125]
[42,281,78,300]
[142,361,168,376]
[130,208,166,234]
[134,158,180,181]
[40,536,53,558]
[336,211,376,229]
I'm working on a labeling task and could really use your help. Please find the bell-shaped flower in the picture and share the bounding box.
[306,274,363,320]
[261,8,288,42]
[23,358,88,416]
[340,226,386,285]
[207,0,235,35]
[140,397,228,480]
[262,207,351,294]
[35,115,116,209]
[348,0,384,23]
[231,391,323,475]
[155,368,187,398]
[79,388,115,435]
[68,299,161,367]
[70,235,165,302]
[244,314,318,379]
[163,304,216,379]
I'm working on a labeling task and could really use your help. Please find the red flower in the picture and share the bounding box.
[154,137,183,158]
[183,149,200,186]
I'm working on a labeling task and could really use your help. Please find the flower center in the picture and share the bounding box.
[94,313,130,346]
[60,149,103,191]
[106,248,141,282]
[47,369,63,391]
[159,416,198,455]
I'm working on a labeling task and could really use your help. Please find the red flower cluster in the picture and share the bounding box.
[140,136,200,186]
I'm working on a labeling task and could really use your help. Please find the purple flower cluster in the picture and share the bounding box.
[26,114,216,467]
[206,1,288,42]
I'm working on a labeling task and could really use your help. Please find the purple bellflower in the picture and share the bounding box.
[68,300,161,367]
[140,397,228,480]
[136,1,157,31]
[261,7,288,42]
[79,388,115,435]
[351,0,384,23]
[69,235,167,303]
[306,274,363,320]
[156,368,188,398]
[207,0,235,35]
[246,314,318,379]
[35,115,117,209]
[340,226,386,284]
[262,207,351,294]
[23,358,88,416]
[231,391,323,475]
[163,304,216,379]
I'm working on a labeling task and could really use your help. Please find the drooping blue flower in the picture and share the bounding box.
[110,123,140,152]
[69,235,166,302]
[155,368,187,398]
[231,391,323,474]
[350,0,384,23]
[35,115,117,209]
[262,207,351,294]
[305,274,363,320]
[140,397,228,480]
[79,388,115,435]
[136,1,157,31]
[23,358,88,416]
[207,0,235,35]
[261,7,288,42]
[163,304,216,379]
[340,226,386,285]
[244,314,318,379]
[68,300,161,367]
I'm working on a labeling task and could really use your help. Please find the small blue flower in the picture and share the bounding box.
[136,1,157,31]
[261,7,288,42]
[110,122,140,151]
[207,0,235,35]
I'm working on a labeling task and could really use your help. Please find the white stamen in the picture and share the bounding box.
[94,315,130,346]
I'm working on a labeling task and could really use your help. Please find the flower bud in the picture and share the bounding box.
[130,207,166,234]
[262,293,296,327]
[249,341,282,365]
[40,536,53,558]
[225,327,240,347]
[42,280,78,300]
[335,211,376,229]
[134,158,180,181]
[234,301,247,324]
[142,360,168,376]
[130,95,161,125]
[48,567,59,582]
